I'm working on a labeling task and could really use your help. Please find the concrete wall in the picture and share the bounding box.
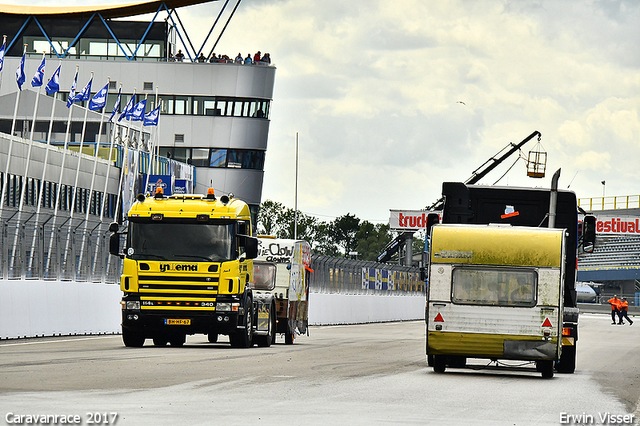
[0,279,426,339]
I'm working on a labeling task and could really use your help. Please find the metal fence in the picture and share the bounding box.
[1,214,121,283]
[310,254,424,296]
[1,214,424,296]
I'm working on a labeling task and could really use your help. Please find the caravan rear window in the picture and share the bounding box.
[451,267,537,307]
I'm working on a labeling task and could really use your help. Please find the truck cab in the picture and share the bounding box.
[110,189,264,348]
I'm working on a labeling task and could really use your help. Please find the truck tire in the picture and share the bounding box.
[255,303,276,347]
[539,360,554,379]
[152,337,168,346]
[433,355,446,373]
[556,346,576,373]
[230,296,254,348]
[207,333,218,343]
[122,328,145,347]
[169,334,185,346]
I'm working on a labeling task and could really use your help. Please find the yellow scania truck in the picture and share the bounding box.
[109,188,276,348]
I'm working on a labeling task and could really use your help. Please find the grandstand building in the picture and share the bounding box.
[0,0,275,281]
[577,198,640,303]
[0,0,275,216]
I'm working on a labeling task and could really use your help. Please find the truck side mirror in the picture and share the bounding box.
[426,213,440,236]
[582,215,596,253]
[109,233,122,257]
[239,235,258,259]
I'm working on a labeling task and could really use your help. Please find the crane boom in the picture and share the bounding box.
[465,130,541,185]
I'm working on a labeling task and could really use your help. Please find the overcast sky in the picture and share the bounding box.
[7,0,640,223]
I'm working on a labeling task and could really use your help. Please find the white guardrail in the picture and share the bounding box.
[0,279,425,339]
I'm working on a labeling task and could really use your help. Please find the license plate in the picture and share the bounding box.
[164,319,191,325]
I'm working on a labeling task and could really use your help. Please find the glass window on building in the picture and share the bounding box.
[191,148,210,167]
[209,149,227,167]
[173,96,190,115]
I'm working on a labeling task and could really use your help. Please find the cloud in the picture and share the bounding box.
[8,0,639,221]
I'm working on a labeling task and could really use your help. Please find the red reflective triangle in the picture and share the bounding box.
[542,318,552,327]
[434,313,444,322]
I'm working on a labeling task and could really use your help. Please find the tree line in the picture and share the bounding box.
[256,200,424,262]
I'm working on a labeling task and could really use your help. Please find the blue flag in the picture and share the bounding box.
[118,94,135,122]
[67,70,78,108]
[45,65,61,95]
[0,41,5,73]
[16,53,25,90]
[143,106,160,126]
[74,77,92,102]
[89,82,108,111]
[108,88,121,122]
[130,99,147,121]
[31,57,46,87]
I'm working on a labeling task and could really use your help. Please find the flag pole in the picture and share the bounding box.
[0,35,7,92]
[36,60,62,215]
[0,44,27,216]
[54,65,79,219]
[114,88,136,224]
[18,52,46,213]
[87,76,109,224]
[69,71,94,217]
[100,83,121,223]
[80,77,109,274]
[18,52,47,273]
[144,88,159,192]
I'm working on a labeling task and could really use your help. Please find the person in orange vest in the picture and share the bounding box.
[619,297,633,325]
[607,295,622,325]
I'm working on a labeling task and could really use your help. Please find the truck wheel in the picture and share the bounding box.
[230,297,254,348]
[433,355,446,373]
[122,329,145,347]
[255,304,276,347]
[539,360,554,379]
[169,334,185,347]
[556,346,576,374]
[207,333,218,343]
[152,337,168,346]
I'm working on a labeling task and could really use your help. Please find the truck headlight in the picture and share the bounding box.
[125,301,140,310]
[217,303,231,312]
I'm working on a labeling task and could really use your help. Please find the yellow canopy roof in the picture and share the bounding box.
[0,0,214,19]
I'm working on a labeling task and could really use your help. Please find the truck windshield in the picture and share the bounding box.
[128,222,234,262]
[451,267,537,307]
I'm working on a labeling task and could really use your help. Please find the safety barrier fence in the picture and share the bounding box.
[0,215,121,283]
[309,254,424,296]
[1,221,425,298]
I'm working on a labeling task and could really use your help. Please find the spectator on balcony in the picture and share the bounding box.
[175,50,185,62]
[261,53,271,65]
[253,51,261,63]
[197,53,206,63]
[244,54,252,65]
[235,53,243,63]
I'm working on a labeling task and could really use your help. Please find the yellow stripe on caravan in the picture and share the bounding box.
[428,331,559,358]
[430,225,563,268]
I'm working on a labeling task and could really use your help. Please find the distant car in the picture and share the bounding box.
[576,283,597,303]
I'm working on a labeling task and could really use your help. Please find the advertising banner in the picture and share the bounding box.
[594,215,640,235]
[145,174,172,195]
[389,210,441,231]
